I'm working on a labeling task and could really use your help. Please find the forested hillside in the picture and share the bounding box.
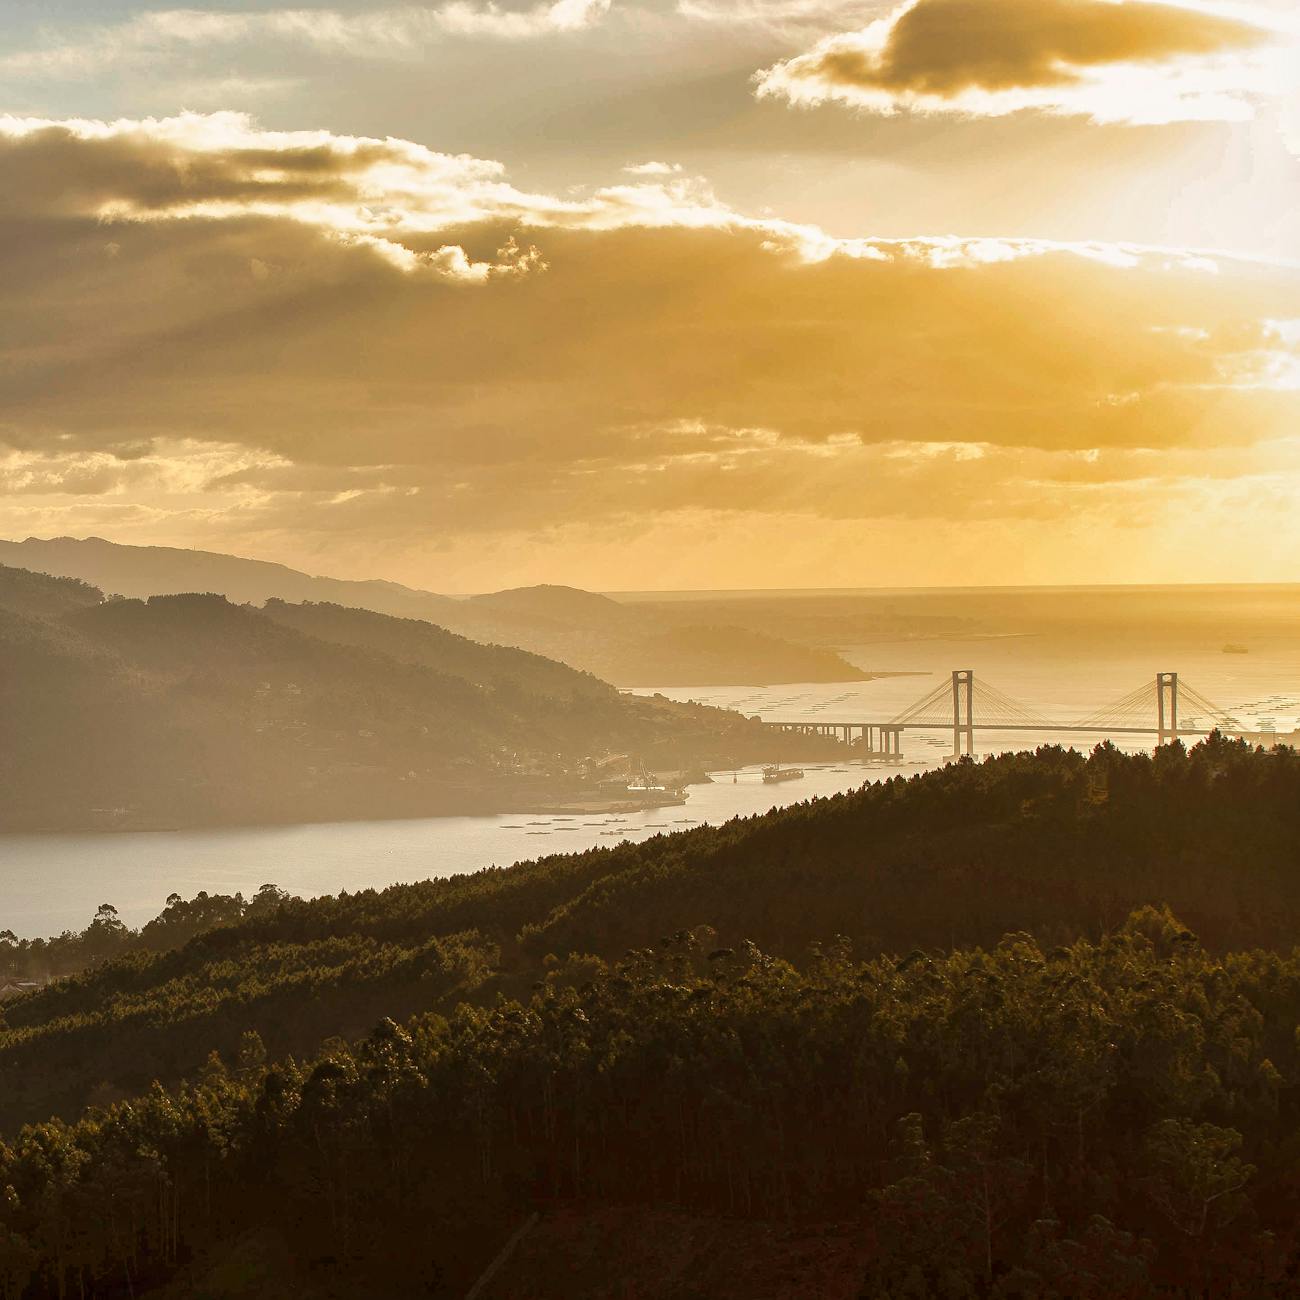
[0,564,812,832]
[2,740,1300,1295]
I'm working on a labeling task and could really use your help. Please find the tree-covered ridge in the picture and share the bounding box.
[1,887,294,984]
[2,907,1299,1298]
[0,567,99,620]
[0,564,810,832]
[4,736,1300,1139]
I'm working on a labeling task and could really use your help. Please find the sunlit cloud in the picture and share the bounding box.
[757,0,1289,124]
[11,433,1300,591]
[5,110,1228,273]
[0,0,613,80]
[623,160,685,175]
[1,111,1297,587]
[677,0,883,31]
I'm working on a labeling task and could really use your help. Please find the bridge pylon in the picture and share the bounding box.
[1156,672,1179,746]
[951,669,975,758]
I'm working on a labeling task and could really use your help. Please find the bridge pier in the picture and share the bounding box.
[1157,672,1179,746]
[951,670,975,758]
[834,723,904,761]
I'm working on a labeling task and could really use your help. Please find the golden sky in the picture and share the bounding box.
[0,0,1297,590]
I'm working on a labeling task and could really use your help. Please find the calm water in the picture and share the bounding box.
[5,635,1297,939]
[0,762,915,937]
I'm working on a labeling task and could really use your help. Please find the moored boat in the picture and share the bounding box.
[762,764,805,783]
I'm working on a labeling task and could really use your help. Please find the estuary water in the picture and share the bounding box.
[658,635,1300,748]
[4,632,1298,939]
[0,760,911,938]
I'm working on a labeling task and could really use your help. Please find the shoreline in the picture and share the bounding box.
[0,778,725,837]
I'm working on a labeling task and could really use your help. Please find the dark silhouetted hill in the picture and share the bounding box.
[259,598,608,699]
[0,564,811,833]
[0,563,100,619]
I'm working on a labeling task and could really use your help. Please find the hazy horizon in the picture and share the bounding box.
[9,532,1300,600]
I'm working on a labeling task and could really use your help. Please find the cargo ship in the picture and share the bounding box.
[762,764,805,783]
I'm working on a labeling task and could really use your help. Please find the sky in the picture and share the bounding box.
[0,0,1297,592]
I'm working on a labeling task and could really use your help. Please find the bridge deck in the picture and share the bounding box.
[752,672,1278,749]
[761,720,1226,736]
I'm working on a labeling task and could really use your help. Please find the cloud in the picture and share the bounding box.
[0,112,1297,584]
[438,0,613,35]
[10,432,1300,590]
[0,1,613,79]
[757,0,1286,124]
[7,110,1173,270]
[677,0,881,30]
[623,160,684,174]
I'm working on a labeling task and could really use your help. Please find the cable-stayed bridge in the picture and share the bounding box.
[760,671,1287,761]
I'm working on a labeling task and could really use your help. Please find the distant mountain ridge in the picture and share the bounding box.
[468,583,641,629]
[0,537,868,685]
[0,536,463,622]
